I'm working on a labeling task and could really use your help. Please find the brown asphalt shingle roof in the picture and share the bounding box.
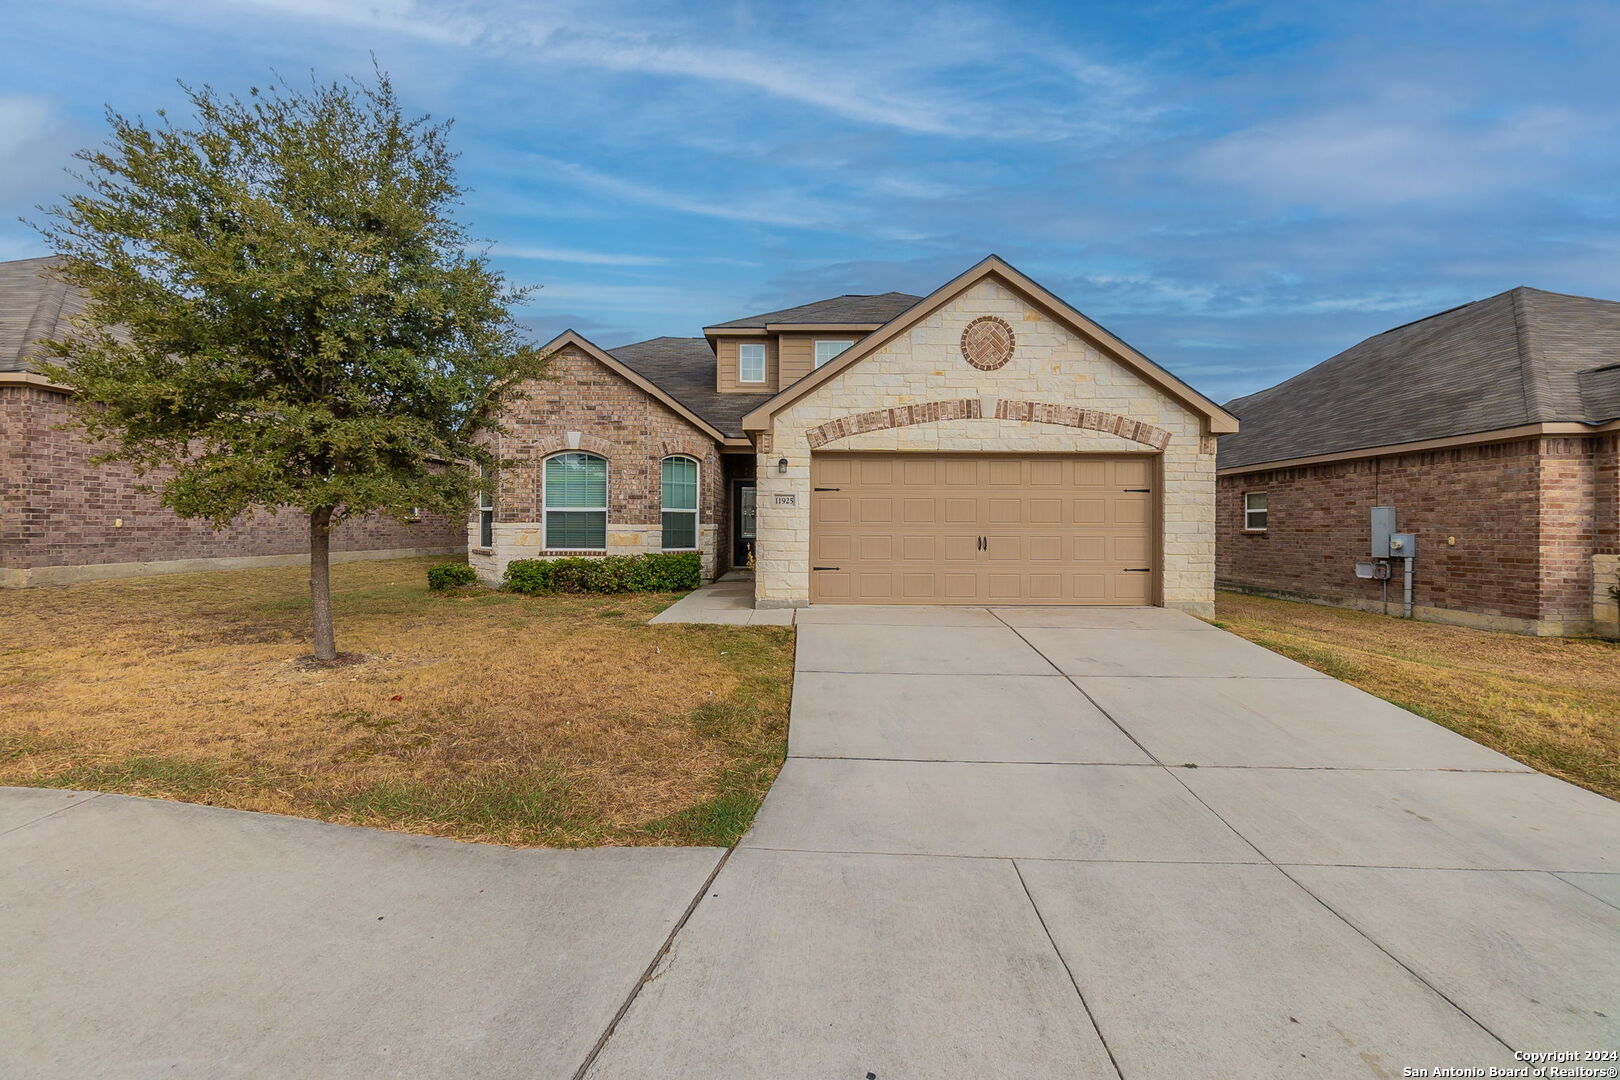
[1218,286,1620,470]
[608,336,770,439]
[0,256,85,373]
[707,291,922,329]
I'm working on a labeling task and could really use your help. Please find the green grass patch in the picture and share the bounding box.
[41,756,231,798]
[334,770,603,845]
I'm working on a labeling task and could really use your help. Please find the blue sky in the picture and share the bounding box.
[3,1,1618,400]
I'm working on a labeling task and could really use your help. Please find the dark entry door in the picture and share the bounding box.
[732,480,757,568]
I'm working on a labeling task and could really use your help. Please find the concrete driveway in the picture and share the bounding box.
[7,608,1619,1079]
[585,606,1620,1079]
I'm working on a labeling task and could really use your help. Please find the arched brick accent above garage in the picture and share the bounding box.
[804,398,1173,450]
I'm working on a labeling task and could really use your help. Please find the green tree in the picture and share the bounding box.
[33,70,544,660]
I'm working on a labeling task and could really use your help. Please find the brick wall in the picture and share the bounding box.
[1,384,463,581]
[1216,436,1612,632]
[468,348,728,584]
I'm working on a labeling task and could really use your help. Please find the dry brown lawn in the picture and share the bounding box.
[0,557,794,847]
[1214,590,1620,800]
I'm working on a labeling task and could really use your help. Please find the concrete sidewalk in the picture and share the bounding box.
[647,574,794,626]
[586,605,1620,1079]
[0,790,722,1080]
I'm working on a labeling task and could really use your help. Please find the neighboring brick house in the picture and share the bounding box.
[1,257,462,587]
[480,255,1237,613]
[1217,287,1620,636]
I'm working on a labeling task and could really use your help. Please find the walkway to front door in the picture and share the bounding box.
[586,605,1620,1078]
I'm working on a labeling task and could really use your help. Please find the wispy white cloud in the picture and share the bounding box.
[135,0,1146,142]
[1191,97,1594,208]
[487,244,668,266]
[533,157,841,229]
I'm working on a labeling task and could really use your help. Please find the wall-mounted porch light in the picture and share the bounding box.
[776,457,789,475]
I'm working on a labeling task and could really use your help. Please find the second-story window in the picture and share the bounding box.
[814,339,854,368]
[738,342,766,383]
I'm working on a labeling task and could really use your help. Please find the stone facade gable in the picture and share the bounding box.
[753,276,1218,611]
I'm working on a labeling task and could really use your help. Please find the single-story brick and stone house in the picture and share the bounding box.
[0,257,462,586]
[1217,287,1620,637]
[479,255,1237,614]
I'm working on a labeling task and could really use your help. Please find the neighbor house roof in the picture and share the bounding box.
[705,292,921,330]
[0,256,84,374]
[1218,287,1620,472]
[608,336,769,439]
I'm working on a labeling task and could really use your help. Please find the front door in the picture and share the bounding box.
[732,480,757,568]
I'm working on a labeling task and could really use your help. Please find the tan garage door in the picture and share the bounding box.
[810,453,1156,605]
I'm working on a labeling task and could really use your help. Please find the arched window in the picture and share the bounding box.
[661,456,699,551]
[543,452,607,550]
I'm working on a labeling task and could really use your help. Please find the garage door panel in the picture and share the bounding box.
[901,459,937,485]
[901,535,936,561]
[987,498,1022,524]
[987,460,1022,486]
[1073,536,1106,562]
[1114,458,1153,487]
[815,571,851,598]
[1073,498,1107,524]
[901,574,943,599]
[810,453,1156,606]
[814,534,853,561]
[1113,572,1153,603]
[1071,573,1109,600]
[985,536,1021,561]
[816,497,853,525]
[1114,496,1150,525]
[854,572,893,600]
[901,498,937,524]
[1028,498,1063,523]
[1073,459,1108,486]
[856,458,894,485]
[857,498,894,523]
[858,534,893,561]
[1029,536,1063,562]
[1112,536,1150,563]
[817,457,854,485]
[1028,459,1064,486]
[1029,574,1063,600]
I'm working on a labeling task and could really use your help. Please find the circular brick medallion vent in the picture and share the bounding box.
[960,315,1015,370]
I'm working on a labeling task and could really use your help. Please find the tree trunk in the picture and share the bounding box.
[309,507,337,660]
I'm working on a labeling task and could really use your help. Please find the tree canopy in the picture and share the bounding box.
[35,69,546,658]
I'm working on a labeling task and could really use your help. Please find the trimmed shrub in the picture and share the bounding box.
[503,552,701,595]
[427,562,480,591]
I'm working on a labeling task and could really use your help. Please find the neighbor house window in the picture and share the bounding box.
[814,339,853,368]
[1244,492,1268,532]
[661,456,699,550]
[544,452,607,549]
[477,473,494,548]
[738,342,766,383]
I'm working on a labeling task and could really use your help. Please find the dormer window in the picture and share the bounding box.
[738,343,766,383]
[814,340,853,368]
